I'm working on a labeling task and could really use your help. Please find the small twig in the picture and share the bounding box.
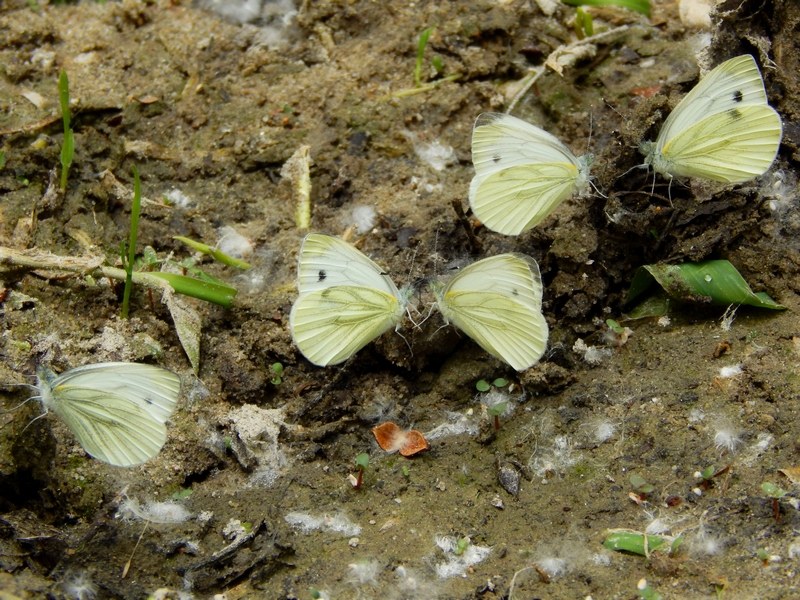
[122,522,149,578]
[506,25,631,112]
[450,198,482,255]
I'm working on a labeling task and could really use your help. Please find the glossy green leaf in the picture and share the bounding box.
[626,260,784,310]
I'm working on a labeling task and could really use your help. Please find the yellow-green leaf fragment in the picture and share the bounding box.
[603,530,667,556]
[626,260,784,310]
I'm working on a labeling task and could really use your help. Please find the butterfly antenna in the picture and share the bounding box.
[0,385,39,414]
[18,409,49,435]
[588,178,607,199]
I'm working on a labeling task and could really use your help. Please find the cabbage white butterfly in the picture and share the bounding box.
[35,362,180,467]
[432,254,549,371]
[641,54,782,183]
[469,112,592,235]
[290,233,409,366]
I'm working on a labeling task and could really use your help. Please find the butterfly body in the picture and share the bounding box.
[470,112,592,235]
[36,362,180,467]
[642,54,782,183]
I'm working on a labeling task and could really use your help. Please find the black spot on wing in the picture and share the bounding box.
[727,108,743,121]
[512,289,519,296]
[492,154,501,163]
[318,270,327,282]
[732,90,743,103]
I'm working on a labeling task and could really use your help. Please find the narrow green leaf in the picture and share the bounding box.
[415,27,435,87]
[121,166,142,318]
[58,70,71,131]
[626,260,784,310]
[562,0,651,17]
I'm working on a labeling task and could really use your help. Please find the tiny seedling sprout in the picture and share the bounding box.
[476,377,509,392]
[170,487,193,500]
[350,452,370,489]
[270,362,284,386]
[636,578,663,600]
[453,536,470,556]
[761,481,789,522]
[629,474,654,502]
[391,26,460,98]
[58,70,74,192]
[574,7,593,38]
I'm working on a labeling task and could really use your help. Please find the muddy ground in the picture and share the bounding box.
[1,0,800,598]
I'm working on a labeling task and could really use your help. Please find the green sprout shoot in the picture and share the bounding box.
[414,27,435,87]
[121,165,142,318]
[171,488,193,500]
[270,362,284,386]
[637,578,663,600]
[392,26,460,98]
[352,452,370,489]
[58,69,74,191]
[574,7,594,38]
[761,481,789,522]
[487,401,509,432]
[629,474,654,501]
[453,537,470,556]
[475,377,509,392]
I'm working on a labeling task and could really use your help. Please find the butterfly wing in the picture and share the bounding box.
[44,363,180,467]
[290,285,405,366]
[435,254,548,371]
[650,55,782,182]
[657,55,768,146]
[470,113,589,235]
[290,234,406,366]
[658,105,782,182]
[296,233,402,297]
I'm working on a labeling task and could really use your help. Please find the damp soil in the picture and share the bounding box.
[2,0,800,598]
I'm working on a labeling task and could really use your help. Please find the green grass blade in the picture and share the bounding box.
[561,0,651,17]
[121,166,142,318]
[58,70,73,191]
[415,27,435,87]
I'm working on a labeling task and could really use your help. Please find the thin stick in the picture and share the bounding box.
[121,522,149,578]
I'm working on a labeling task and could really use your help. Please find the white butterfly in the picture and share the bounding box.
[469,112,592,235]
[432,253,549,371]
[641,54,782,183]
[289,233,409,366]
[35,362,181,467]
